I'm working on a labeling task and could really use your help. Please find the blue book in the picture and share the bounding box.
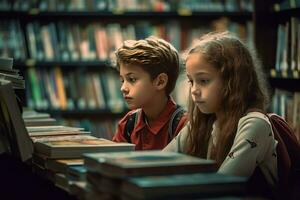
[68,165,87,181]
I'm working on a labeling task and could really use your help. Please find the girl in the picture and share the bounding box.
[163,32,278,197]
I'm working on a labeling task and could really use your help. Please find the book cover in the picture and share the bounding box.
[122,173,247,200]
[84,150,217,178]
[46,158,84,173]
[0,82,33,161]
[68,165,87,181]
[34,138,135,158]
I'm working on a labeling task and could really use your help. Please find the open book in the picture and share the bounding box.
[0,82,33,161]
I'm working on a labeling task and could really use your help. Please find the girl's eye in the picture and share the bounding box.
[128,77,137,83]
[120,77,124,83]
[200,79,210,84]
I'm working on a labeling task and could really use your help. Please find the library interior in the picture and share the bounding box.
[0,0,299,199]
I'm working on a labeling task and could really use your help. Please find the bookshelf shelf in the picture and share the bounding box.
[271,7,300,19]
[1,0,256,129]
[255,0,300,135]
[15,60,111,68]
[0,10,253,19]
[269,69,300,79]
[35,109,127,117]
[268,78,300,91]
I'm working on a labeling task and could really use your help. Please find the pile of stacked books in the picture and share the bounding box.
[0,57,25,89]
[0,62,135,192]
[27,114,135,191]
[69,150,248,200]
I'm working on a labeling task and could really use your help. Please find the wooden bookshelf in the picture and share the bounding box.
[254,0,300,138]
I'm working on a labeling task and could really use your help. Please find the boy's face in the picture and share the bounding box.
[185,53,223,116]
[119,63,158,110]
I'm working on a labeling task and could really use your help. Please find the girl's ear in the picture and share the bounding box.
[154,73,168,90]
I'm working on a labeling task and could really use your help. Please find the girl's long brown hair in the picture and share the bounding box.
[185,32,270,166]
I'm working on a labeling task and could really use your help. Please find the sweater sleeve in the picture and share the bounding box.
[218,113,275,178]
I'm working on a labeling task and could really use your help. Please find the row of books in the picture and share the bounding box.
[1,18,253,62]
[275,17,300,72]
[271,89,300,141]
[26,66,126,111]
[273,0,300,11]
[1,0,253,12]
[0,20,27,61]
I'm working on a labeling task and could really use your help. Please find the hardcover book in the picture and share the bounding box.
[121,173,247,200]
[84,150,217,178]
[34,138,135,158]
[0,82,33,161]
[68,165,87,181]
[46,158,84,173]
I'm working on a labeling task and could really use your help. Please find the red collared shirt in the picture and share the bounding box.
[112,98,187,150]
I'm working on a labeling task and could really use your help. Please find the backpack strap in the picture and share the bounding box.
[124,106,185,143]
[167,105,185,142]
[124,110,140,143]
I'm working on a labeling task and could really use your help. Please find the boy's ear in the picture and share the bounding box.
[154,73,168,90]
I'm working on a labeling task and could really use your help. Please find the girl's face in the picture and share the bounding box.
[186,53,223,116]
[119,63,158,110]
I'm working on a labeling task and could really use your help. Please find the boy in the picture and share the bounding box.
[112,36,187,150]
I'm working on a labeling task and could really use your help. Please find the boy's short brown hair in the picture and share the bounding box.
[115,36,179,95]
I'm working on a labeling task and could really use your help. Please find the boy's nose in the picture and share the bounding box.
[120,83,128,93]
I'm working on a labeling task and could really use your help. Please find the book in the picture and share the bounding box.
[27,125,84,132]
[46,158,84,174]
[69,181,89,200]
[24,118,57,127]
[55,173,70,192]
[29,130,89,137]
[30,134,97,143]
[34,137,135,158]
[0,82,33,161]
[86,171,122,196]
[121,173,247,200]
[22,109,51,119]
[68,165,87,181]
[84,150,217,178]
[26,125,87,137]
[0,57,13,70]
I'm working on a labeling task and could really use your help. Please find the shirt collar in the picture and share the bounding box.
[134,97,177,135]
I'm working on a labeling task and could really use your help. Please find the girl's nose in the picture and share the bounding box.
[191,84,200,96]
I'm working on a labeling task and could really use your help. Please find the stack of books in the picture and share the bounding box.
[0,57,25,89]
[30,126,135,191]
[75,150,246,199]
[0,78,135,192]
